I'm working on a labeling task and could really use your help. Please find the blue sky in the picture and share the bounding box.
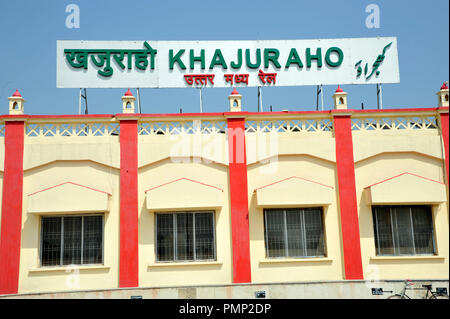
[0,0,448,115]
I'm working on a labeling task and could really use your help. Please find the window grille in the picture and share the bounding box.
[264,208,326,258]
[372,206,435,256]
[40,215,103,266]
[156,211,215,262]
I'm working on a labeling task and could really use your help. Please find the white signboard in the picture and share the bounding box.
[57,37,400,88]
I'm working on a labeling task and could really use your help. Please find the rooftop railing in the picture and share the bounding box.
[0,107,445,140]
[138,118,227,136]
[351,110,439,132]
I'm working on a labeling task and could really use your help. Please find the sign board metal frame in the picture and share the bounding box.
[57,37,400,89]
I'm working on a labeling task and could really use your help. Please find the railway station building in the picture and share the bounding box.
[0,84,448,298]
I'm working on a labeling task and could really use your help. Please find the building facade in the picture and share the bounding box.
[0,85,448,297]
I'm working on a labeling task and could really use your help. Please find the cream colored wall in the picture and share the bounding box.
[145,178,225,211]
[16,128,233,293]
[18,136,120,294]
[23,136,121,170]
[28,182,111,214]
[138,134,232,287]
[354,131,449,280]
[9,115,450,294]
[246,131,344,283]
[139,132,228,167]
[255,176,335,207]
[365,172,447,205]
[353,132,444,163]
[246,129,335,164]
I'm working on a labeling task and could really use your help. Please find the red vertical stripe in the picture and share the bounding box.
[227,118,251,283]
[119,120,139,287]
[440,111,449,187]
[333,114,364,280]
[0,121,25,294]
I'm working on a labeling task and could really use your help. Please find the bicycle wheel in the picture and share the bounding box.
[430,294,449,299]
[387,294,408,299]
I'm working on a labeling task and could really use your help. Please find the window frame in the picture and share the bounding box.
[263,207,327,259]
[372,205,437,256]
[154,210,217,263]
[39,214,105,267]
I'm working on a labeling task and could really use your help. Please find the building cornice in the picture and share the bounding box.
[0,107,445,121]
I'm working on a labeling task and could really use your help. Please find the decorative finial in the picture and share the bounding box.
[12,89,22,97]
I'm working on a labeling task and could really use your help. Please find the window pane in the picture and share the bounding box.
[195,213,215,260]
[411,207,434,254]
[286,209,305,257]
[373,207,394,255]
[63,216,82,265]
[265,210,286,257]
[41,217,62,266]
[176,213,194,261]
[304,208,325,257]
[374,206,435,256]
[392,207,414,255]
[83,215,103,264]
[156,214,174,261]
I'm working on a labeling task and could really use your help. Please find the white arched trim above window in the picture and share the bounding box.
[28,182,111,214]
[255,176,334,208]
[364,172,446,205]
[145,178,224,211]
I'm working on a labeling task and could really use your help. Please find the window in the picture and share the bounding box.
[264,208,326,258]
[156,211,216,262]
[372,206,435,256]
[40,215,103,266]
